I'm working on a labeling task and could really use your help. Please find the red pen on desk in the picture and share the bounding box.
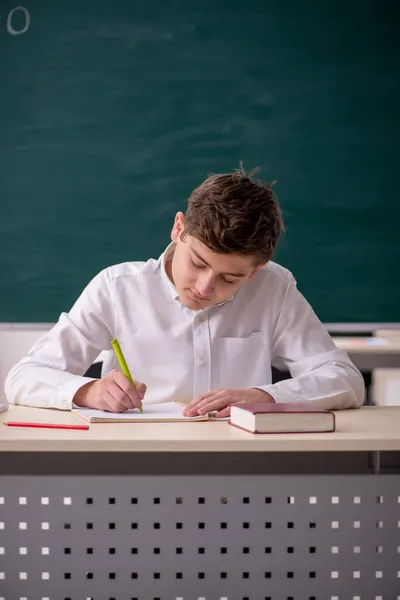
[3,421,89,430]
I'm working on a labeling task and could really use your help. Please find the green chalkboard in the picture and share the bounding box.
[0,0,399,323]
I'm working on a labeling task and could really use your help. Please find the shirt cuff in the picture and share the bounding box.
[58,376,98,410]
[248,386,277,403]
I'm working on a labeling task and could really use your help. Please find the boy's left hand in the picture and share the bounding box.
[183,387,275,419]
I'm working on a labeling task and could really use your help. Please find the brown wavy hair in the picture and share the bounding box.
[182,164,283,264]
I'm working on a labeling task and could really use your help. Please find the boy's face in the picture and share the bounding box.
[168,212,261,310]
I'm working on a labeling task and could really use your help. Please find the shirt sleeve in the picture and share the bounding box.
[253,274,365,410]
[4,268,115,410]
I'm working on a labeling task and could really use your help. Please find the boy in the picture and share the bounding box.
[5,167,364,416]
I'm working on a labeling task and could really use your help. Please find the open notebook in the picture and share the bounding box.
[72,401,220,423]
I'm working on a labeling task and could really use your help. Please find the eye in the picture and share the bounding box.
[220,275,236,285]
[191,260,205,269]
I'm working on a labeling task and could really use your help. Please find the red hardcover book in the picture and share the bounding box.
[230,403,335,434]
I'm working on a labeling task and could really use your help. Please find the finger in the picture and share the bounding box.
[105,379,138,411]
[135,381,147,401]
[214,406,231,419]
[112,371,142,410]
[183,390,220,415]
[100,388,130,413]
[197,397,230,415]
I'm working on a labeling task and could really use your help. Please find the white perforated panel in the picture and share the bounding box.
[0,475,399,599]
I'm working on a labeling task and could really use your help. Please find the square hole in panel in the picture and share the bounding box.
[287,547,294,554]
[41,497,49,505]
[353,546,361,554]
[19,572,27,579]
[0,523,4,530]
[220,547,227,554]
[19,522,27,530]
[221,522,227,529]
[109,498,116,505]
[131,523,138,529]
[176,548,183,554]
[109,573,116,579]
[109,523,116,530]
[41,547,49,555]
[242,572,250,579]
[131,498,138,504]
[331,521,339,529]
[198,547,205,554]
[41,522,50,530]
[331,546,339,554]
[221,497,228,504]
[0,573,4,580]
[154,572,161,579]
[353,496,361,504]
[287,572,294,578]
[243,522,250,529]
[176,573,183,579]
[154,522,161,529]
[198,497,205,504]
[41,572,50,580]
[198,522,205,529]
[109,548,116,555]
[309,522,316,528]
[265,497,272,503]
[265,547,272,553]
[243,497,250,504]
[309,572,316,578]
[86,498,93,504]
[353,521,360,528]
[19,547,27,555]
[353,571,360,578]
[86,523,93,530]
[0,548,4,555]
[64,523,71,529]
[376,546,383,554]
[19,497,27,505]
[309,547,316,553]
[243,547,250,554]
[64,548,71,554]
[376,521,384,528]
[64,573,71,579]
[331,572,339,579]
[309,496,317,504]
[376,495,383,503]
[375,571,383,578]
[331,496,339,504]
[87,548,93,554]
[132,548,139,554]
[63,497,72,505]
[220,572,227,579]
[287,522,294,529]
[131,573,138,579]
[0,497,4,504]
[86,572,93,579]
[264,572,272,578]
[287,496,295,504]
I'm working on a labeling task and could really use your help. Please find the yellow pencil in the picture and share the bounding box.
[111,338,143,413]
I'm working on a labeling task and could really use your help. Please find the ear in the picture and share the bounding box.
[171,212,185,243]
[248,262,266,280]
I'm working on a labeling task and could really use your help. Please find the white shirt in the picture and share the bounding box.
[5,246,364,411]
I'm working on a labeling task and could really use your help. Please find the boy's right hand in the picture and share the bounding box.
[73,370,146,413]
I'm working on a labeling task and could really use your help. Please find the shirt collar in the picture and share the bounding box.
[158,243,235,308]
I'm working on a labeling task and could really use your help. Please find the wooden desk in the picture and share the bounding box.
[332,336,400,369]
[1,405,399,598]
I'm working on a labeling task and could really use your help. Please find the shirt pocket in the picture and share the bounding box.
[215,331,270,389]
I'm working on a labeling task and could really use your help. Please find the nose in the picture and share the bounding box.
[196,273,215,298]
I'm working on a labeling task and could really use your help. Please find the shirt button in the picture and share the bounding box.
[199,358,207,366]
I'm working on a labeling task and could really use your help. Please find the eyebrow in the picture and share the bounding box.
[191,248,247,278]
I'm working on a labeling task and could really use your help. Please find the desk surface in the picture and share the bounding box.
[332,336,400,353]
[1,405,400,452]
